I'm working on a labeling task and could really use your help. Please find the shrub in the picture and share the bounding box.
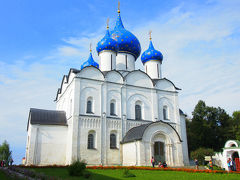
[68,160,86,176]
[84,172,91,179]
[190,148,214,165]
[123,168,136,178]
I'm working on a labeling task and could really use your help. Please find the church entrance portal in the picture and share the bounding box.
[154,141,165,164]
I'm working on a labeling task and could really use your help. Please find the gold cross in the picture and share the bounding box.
[118,1,120,13]
[149,30,152,40]
[106,18,109,29]
[90,43,92,52]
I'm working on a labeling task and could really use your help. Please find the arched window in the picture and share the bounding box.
[135,103,142,120]
[110,134,117,149]
[163,106,168,120]
[88,134,94,149]
[86,97,93,113]
[110,100,116,116]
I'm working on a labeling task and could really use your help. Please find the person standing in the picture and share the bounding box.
[10,158,13,166]
[194,159,199,170]
[227,158,231,171]
[209,159,213,170]
[151,156,155,168]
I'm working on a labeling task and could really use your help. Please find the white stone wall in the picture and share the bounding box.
[26,124,67,165]
[99,51,117,71]
[144,60,162,79]
[180,114,190,165]
[116,53,135,71]
[122,142,137,166]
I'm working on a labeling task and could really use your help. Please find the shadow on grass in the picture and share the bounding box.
[31,167,123,180]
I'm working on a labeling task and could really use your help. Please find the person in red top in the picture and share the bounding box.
[151,156,155,168]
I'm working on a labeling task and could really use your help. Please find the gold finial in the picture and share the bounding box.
[118,1,120,13]
[149,30,152,40]
[90,43,92,52]
[106,18,109,29]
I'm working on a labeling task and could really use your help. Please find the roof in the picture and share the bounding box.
[121,120,182,144]
[27,108,67,130]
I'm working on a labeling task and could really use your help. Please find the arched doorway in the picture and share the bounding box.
[152,133,166,164]
[232,152,240,171]
[232,151,239,160]
[154,141,165,163]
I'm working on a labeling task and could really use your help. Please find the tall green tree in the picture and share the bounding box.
[0,140,12,165]
[187,100,232,152]
[231,111,240,141]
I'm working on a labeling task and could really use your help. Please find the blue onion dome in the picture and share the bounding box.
[81,51,99,69]
[96,26,119,54]
[110,11,141,59]
[141,38,163,64]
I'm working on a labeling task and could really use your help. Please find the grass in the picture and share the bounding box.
[30,167,240,180]
[0,169,12,180]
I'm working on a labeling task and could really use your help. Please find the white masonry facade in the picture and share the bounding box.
[25,8,189,167]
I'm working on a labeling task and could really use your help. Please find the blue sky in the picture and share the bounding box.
[0,0,240,164]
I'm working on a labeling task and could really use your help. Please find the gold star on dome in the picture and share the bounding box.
[109,42,111,44]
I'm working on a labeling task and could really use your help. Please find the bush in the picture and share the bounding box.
[190,148,214,165]
[123,168,136,178]
[68,160,86,176]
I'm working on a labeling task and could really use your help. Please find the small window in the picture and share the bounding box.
[110,102,115,116]
[88,134,94,149]
[86,97,93,113]
[110,134,117,149]
[163,106,168,120]
[135,104,142,120]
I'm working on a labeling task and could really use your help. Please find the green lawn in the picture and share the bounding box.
[0,169,12,180]
[31,168,240,180]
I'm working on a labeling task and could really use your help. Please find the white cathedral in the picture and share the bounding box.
[25,7,189,167]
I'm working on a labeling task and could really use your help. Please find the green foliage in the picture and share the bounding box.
[0,140,12,166]
[190,148,214,165]
[230,111,240,141]
[123,168,136,178]
[187,100,234,152]
[67,160,86,176]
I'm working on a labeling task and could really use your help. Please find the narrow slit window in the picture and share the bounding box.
[135,104,142,120]
[157,64,159,78]
[86,100,92,113]
[110,134,116,149]
[88,134,94,149]
[125,55,127,70]
[111,54,113,70]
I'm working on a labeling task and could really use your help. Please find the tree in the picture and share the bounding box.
[0,140,12,166]
[187,100,232,152]
[190,148,214,165]
[231,111,240,141]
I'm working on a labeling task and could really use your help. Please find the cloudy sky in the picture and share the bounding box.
[0,0,239,164]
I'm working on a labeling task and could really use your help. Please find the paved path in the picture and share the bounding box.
[0,167,35,180]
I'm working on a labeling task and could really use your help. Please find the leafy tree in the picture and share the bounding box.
[187,100,232,152]
[190,148,214,165]
[231,111,240,141]
[0,140,12,166]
